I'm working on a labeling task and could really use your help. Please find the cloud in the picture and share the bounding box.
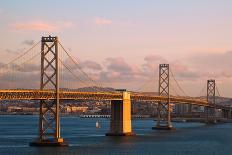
[10,21,74,32]
[188,51,232,69]
[80,60,102,70]
[2,52,231,94]
[96,57,147,83]
[105,57,132,73]
[171,61,188,73]
[0,62,40,89]
[0,49,21,63]
[0,72,40,89]
[94,17,112,26]
[22,40,35,46]
[186,51,232,79]
[142,55,188,73]
[69,56,167,83]
[18,63,40,73]
[144,55,166,63]
[62,57,102,71]
[0,63,40,73]
[97,57,133,82]
[11,21,56,32]
[5,49,20,54]
[142,55,167,72]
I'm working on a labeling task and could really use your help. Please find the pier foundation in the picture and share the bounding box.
[106,92,135,136]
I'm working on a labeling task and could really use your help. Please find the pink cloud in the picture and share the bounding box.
[171,61,188,73]
[94,17,112,26]
[10,21,73,32]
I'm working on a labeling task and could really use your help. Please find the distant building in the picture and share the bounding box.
[174,104,205,117]
[63,106,88,114]
[22,107,38,113]
[87,107,101,114]
[7,106,23,112]
[174,104,189,114]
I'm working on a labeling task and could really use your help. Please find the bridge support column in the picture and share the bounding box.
[222,109,232,119]
[106,92,135,136]
[30,36,68,146]
[222,109,228,118]
[229,109,232,119]
[153,64,173,130]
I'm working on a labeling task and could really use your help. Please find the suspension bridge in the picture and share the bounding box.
[0,36,231,146]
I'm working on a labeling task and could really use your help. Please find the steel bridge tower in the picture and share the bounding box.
[205,79,216,123]
[153,64,173,130]
[30,36,67,146]
[207,79,216,105]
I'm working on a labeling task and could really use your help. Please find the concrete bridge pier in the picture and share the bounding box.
[222,109,232,119]
[205,107,217,124]
[222,109,227,118]
[106,92,135,136]
[229,109,232,119]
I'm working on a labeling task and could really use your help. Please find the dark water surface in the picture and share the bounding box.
[0,115,231,155]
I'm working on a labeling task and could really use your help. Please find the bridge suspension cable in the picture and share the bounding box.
[169,68,207,102]
[197,84,207,98]
[134,66,159,92]
[169,68,189,97]
[215,84,221,97]
[58,41,115,92]
[59,59,103,92]
[170,82,180,96]
[0,41,41,89]
[0,41,41,70]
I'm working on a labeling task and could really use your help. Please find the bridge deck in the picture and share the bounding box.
[0,90,229,109]
[0,90,208,106]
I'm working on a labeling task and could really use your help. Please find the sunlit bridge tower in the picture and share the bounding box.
[153,64,173,130]
[30,36,68,146]
[205,79,216,123]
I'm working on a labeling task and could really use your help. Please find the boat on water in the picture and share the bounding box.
[96,121,101,128]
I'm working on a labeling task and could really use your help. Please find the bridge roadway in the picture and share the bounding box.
[0,89,209,106]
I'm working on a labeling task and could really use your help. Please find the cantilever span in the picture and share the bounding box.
[131,94,208,106]
[0,89,208,105]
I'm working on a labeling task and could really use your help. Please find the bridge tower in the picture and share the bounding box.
[153,64,173,130]
[30,36,67,146]
[205,79,216,123]
[207,79,216,105]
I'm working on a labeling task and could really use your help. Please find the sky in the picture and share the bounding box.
[0,0,232,97]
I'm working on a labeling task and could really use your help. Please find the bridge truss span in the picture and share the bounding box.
[0,89,208,106]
